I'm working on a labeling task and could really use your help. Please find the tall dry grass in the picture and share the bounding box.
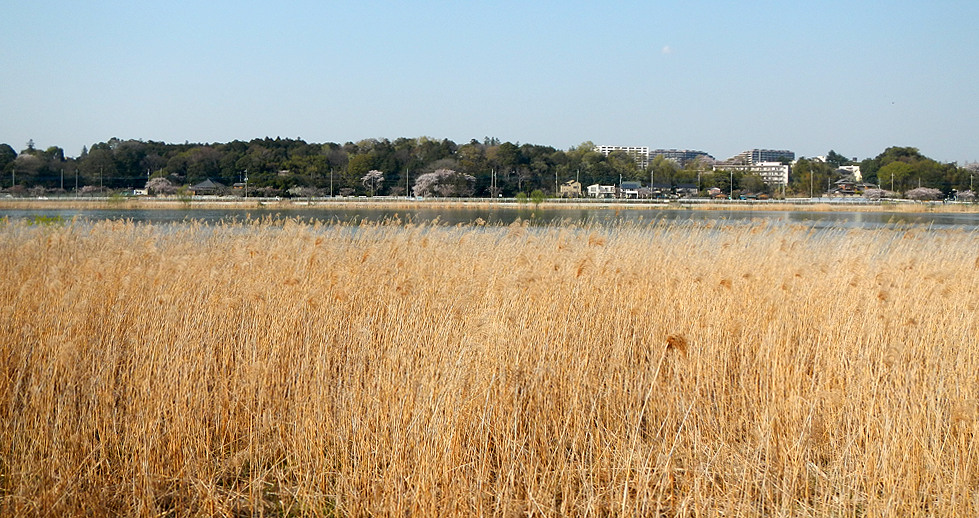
[1,216,978,517]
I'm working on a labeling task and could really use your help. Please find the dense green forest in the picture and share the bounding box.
[0,137,975,197]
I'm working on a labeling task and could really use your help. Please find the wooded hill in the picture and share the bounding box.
[0,137,974,197]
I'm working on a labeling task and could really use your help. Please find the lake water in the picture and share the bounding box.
[2,205,979,231]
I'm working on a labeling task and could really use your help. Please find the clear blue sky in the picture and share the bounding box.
[2,0,977,163]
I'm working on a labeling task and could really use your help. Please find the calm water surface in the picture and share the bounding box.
[2,206,979,231]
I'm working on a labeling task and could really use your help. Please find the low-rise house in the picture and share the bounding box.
[587,184,616,198]
[188,179,226,195]
[676,183,698,198]
[651,183,672,198]
[831,178,858,195]
[559,180,582,197]
[620,181,642,199]
[830,179,877,196]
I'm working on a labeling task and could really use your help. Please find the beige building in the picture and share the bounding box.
[715,149,795,187]
[559,180,582,197]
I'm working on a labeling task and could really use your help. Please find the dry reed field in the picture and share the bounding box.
[1,216,978,517]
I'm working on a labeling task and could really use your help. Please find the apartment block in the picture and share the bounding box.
[648,149,714,168]
[715,161,790,187]
[595,145,649,169]
[725,149,796,165]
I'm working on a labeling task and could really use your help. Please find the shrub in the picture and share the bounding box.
[530,189,545,205]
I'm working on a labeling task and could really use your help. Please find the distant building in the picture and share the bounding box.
[587,184,616,198]
[715,162,790,187]
[830,178,877,196]
[724,149,795,165]
[751,162,790,186]
[620,181,642,198]
[715,149,795,187]
[595,145,649,169]
[559,180,582,198]
[838,165,862,181]
[675,183,699,197]
[188,179,226,195]
[648,149,714,168]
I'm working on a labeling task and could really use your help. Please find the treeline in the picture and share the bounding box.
[791,147,976,196]
[0,137,648,197]
[0,137,975,197]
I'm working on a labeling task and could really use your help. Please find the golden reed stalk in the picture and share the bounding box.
[1,216,978,516]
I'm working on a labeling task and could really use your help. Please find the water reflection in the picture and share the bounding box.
[1,205,978,231]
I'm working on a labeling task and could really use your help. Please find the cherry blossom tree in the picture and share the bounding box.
[146,177,177,196]
[412,168,475,197]
[863,188,897,200]
[361,169,384,196]
[905,187,943,201]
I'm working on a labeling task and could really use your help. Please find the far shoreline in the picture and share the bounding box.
[1,196,978,214]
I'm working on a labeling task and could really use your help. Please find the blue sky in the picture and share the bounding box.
[2,0,977,163]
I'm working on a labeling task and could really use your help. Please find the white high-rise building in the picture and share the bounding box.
[724,149,795,164]
[595,145,649,169]
[715,149,795,187]
[648,149,714,168]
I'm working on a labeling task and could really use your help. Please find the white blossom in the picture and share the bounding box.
[905,187,943,201]
[412,169,475,197]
